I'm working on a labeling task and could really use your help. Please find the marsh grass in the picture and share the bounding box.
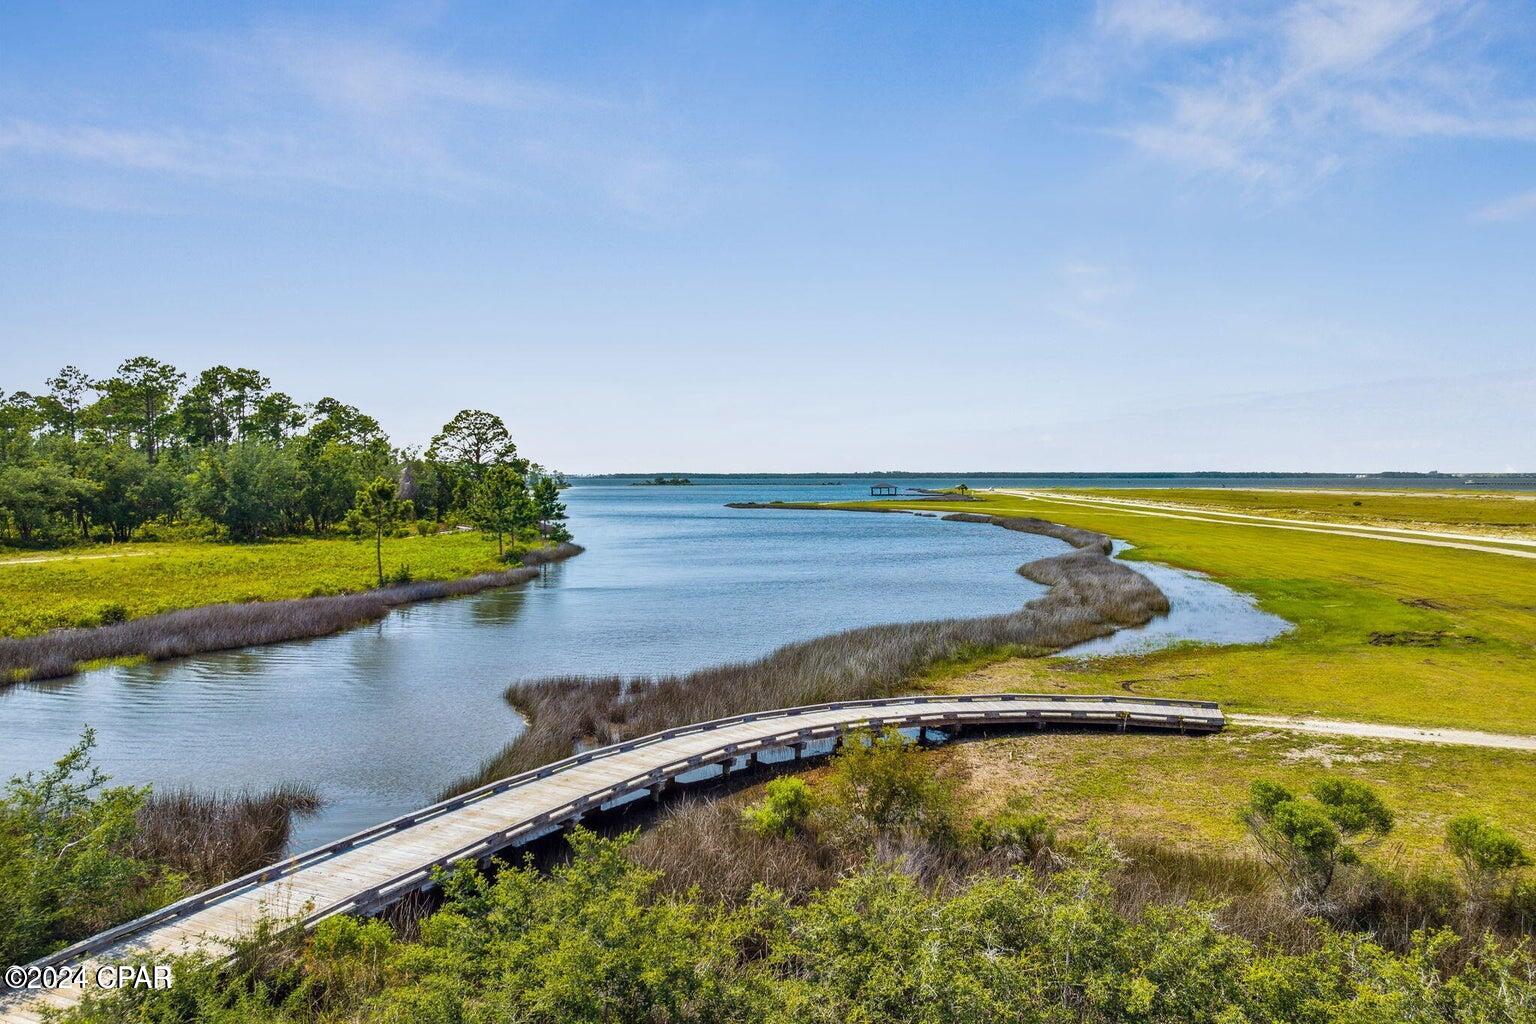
[629,796,840,905]
[0,542,582,684]
[445,515,1168,796]
[131,784,324,888]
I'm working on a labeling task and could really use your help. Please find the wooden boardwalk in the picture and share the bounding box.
[1,692,1221,1022]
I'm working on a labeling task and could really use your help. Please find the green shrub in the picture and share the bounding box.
[1447,814,1531,899]
[742,777,814,838]
[1242,777,1393,908]
[0,730,183,964]
[968,793,1054,859]
[821,728,957,844]
[95,602,129,626]
[57,831,1536,1024]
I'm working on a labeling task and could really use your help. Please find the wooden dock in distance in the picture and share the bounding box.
[0,692,1222,1023]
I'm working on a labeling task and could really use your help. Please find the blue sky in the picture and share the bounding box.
[2,1,1533,472]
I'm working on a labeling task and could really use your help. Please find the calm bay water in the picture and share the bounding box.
[0,477,1288,849]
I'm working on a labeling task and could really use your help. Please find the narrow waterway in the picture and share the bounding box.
[0,478,1287,849]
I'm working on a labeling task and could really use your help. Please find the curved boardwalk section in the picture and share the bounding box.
[1,692,1221,1022]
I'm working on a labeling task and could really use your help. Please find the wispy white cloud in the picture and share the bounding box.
[1037,0,1536,197]
[1474,188,1536,222]
[1099,0,1225,44]
[0,20,741,219]
[1056,260,1136,329]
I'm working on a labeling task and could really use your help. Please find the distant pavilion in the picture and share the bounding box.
[870,482,899,497]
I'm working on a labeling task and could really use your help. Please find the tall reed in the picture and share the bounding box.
[129,783,324,888]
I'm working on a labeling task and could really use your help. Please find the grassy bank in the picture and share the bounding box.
[1,541,582,683]
[134,784,323,889]
[0,531,521,638]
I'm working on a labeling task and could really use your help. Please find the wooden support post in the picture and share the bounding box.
[917,726,931,747]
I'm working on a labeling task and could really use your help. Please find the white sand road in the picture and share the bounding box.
[988,489,1536,560]
[0,550,150,568]
[1231,715,1536,752]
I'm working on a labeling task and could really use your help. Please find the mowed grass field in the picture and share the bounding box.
[1066,485,1536,535]
[0,532,509,637]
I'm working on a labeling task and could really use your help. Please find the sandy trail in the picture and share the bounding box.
[1231,714,1536,752]
[0,550,150,567]
[989,490,1536,560]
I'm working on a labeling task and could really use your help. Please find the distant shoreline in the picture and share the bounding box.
[575,471,1536,489]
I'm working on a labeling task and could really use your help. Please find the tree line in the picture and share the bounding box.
[0,358,567,549]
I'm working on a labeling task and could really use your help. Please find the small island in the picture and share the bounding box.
[632,476,694,486]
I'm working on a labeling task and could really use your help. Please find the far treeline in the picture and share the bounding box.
[0,358,568,554]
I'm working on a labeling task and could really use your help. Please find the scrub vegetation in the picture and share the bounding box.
[0,730,320,966]
[59,732,1536,1023]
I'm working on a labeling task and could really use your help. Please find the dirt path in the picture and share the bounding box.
[990,490,1536,560]
[0,550,150,568]
[1231,714,1536,751]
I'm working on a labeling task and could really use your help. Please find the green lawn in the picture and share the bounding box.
[0,531,511,637]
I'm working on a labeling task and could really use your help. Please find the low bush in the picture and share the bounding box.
[742,777,814,838]
[62,829,1536,1024]
[819,729,958,846]
[1243,776,1394,911]
[0,730,181,965]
